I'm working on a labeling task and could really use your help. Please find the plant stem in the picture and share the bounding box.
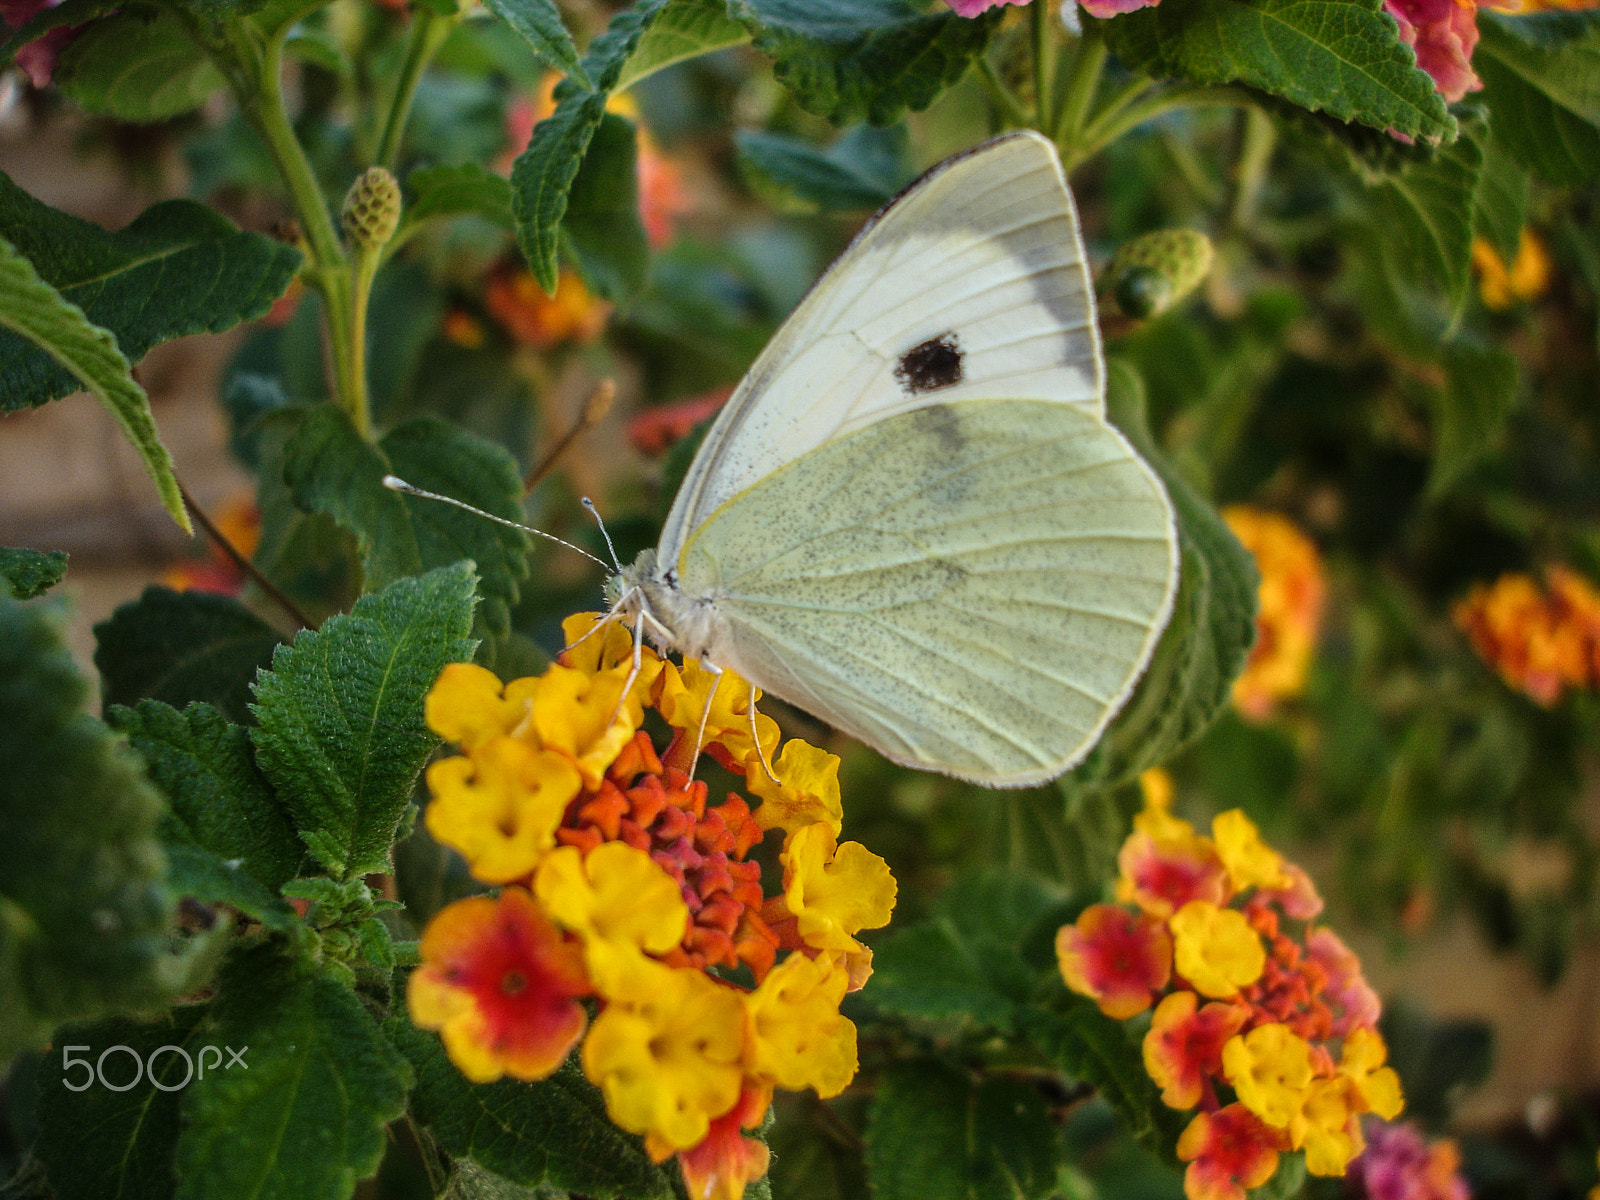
[1054,27,1107,150]
[373,6,458,170]
[1032,0,1058,135]
[1229,105,1277,231]
[178,479,315,630]
[1067,83,1256,169]
[976,54,1029,129]
[345,251,377,439]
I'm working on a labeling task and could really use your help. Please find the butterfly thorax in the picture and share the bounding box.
[612,548,726,663]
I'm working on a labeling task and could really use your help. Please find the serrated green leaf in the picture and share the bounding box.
[1,547,67,599]
[33,1005,208,1200]
[735,127,904,211]
[402,162,516,235]
[110,699,303,892]
[733,0,1001,127]
[173,946,412,1200]
[0,600,184,1069]
[864,1061,1057,1200]
[392,1016,673,1199]
[1100,0,1456,142]
[163,842,302,934]
[381,417,532,639]
[868,870,1067,1028]
[55,6,227,121]
[483,0,588,84]
[249,563,477,878]
[0,233,189,532]
[0,173,301,411]
[614,0,750,91]
[1474,130,1529,261]
[94,587,284,726]
[1476,11,1600,186]
[767,1092,871,1200]
[444,1159,562,1200]
[1061,361,1257,792]
[563,111,650,301]
[1426,341,1520,496]
[0,0,119,66]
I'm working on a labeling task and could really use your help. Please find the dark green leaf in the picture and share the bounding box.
[1100,0,1455,142]
[110,699,303,892]
[614,0,751,90]
[54,7,227,121]
[173,947,412,1200]
[443,1159,560,1200]
[162,842,302,934]
[767,1092,871,1200]
[482,0,589,85]
[0,0,119,65]
[1426,341,1520,496]
[391,1016,674,1199]
[735,126,906,211]
[33,1005,208,1200]
[868,870,1067,1028]
[1474,129,1529,261]
[403,162,516,234]
[0,546,67,599]
[93,587,284,726]
[733,0,1001,127]
[864,1061,1057,1200]
[0,600,184,1069]
[0,233,188,531]
[249,563,478,878]
[1476,11,1600,186]
[563,111,650,301]
[0,173,301,410]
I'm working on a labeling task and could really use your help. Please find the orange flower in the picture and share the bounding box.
[485,263,610,350]
[629,388,733,457]
[1143,990,1248,1109]
[408,887,591,1083]
[1056,903,1173,1019]
[1116,826,1231,920]
[1177,1104,1284,1200]
[677,1085,773,1200]
[1453,567,1600,705]
[1471,230,1552,311]
[1223,507,1325,721]
[161,491,261,596]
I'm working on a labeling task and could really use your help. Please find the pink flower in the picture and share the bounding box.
[1384,0,1482,103]
[1056,903,1173,1019]
[1305,927,1382,1037]
[1081,0,1163,15]
[1143,991,1249,1109]
[1177,1104,1285,1200]
[1348,1119,1470,1200]
[0,0,79,88]
[946,0,1031,14]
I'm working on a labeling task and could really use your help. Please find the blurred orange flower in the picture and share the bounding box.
[1223,506,1325,721]
[484,263,611,350]
[1454,566,1600,705]
[1471,230,1552,311]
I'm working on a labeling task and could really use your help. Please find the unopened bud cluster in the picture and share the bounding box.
[341,166,402,251]
[1102,228,1214,319]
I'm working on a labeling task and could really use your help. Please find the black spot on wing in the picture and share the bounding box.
[895,334,964,395]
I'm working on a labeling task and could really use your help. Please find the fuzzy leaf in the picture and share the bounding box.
[864,1060,1057,1200]
[0,173,301,411]
[54,6,227,121]
[562,111,650,301]
[392,1016,675,1199]
[0,233,189,531]
[249,563,478,878]
[482,0,589,86]
[1475,11,1600,186]
[403,162,515,233]
[0,600,183,1070]
[1474,131,1529,261]
[1,546,67,599]
[613,0,751,90]
[735,126,906,211]
[110,699,303,892]
[94,587,284,726]
[174,946,412,1200]
[1101,0,1455,142]
[1426,341,1520,496]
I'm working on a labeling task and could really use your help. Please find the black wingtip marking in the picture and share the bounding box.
[895,334,964,395]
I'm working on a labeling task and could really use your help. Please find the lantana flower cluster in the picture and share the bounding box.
[1453,566,1600,706]
[1223,506,1326,722]
[408,614,896,1200]
[1056,772,1403,1200]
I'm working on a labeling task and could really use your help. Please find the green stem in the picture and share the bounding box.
[1067,83,1256,169]
[373,6,458,169]
[1229,105,1277,231]
[1054,28,1107,150]
[345,250,378,439]
[976,54,1029,129]
[1032,0,1058,135]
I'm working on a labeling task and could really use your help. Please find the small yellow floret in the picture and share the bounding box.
[1169,901,1266,998]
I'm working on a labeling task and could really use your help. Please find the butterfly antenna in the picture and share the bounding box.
[582,496,624,572]
[383,475,611,571]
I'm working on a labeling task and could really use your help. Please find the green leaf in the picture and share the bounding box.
[0,173,301,411]
[173,946,412,1200]
[735,126,906,211]
[0,546,67,599]
[613,0,751,91]
[93,587,284,726]
[391,1016,675,1199]
[1100,0,1456,142]
[0,233,189,532]
[482,0,589,85]
[563,111,650,301]
[1061,361,1257,791]
[733,0,1001,127]
[110,699,303,892]
[867,870,1068,1029]
[0,600,183,1069]
[864,1061,1057,1200]
[1476,11,1600,186]
[249,563,478,878]
[33,1005,208,1200]
[1474,130,1529,261]
[55,6,227,121]
[0,0,120,65]
[1426,341,1520,496]
[162,842,302,934]
[402,162,516,234]
[767,1092,872,1200]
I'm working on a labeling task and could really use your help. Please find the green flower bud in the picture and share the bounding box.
[341,166,402,251]
[1101,228,1214,319]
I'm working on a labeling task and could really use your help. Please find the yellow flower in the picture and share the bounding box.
[425,661,529,750]
[1471,230,1551,311]
[535,842,689,989]
[1223,506,1325,721]
[423,738,581,884]
[658,658,780,767]
[1211,810,1291,893]
[780,824,897,955]
[1290,1076,1363,1176]
[1135,768,1197,840]
[747,739,844,837]
[1337,1027,1404,1119]
[531,664,645,789]
[581,957,746,1152]
[1222,1023,1315,1128]
[744,951,857,1097]
[1169,901,1266,998]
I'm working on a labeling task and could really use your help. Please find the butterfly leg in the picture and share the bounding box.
[746,696,778,783]
[686,658,724,781]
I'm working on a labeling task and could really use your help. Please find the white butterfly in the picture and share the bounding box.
[610,129,1179,787]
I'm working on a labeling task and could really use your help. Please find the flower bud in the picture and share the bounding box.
[341,166,402,251]
[1101,228,1214,319]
